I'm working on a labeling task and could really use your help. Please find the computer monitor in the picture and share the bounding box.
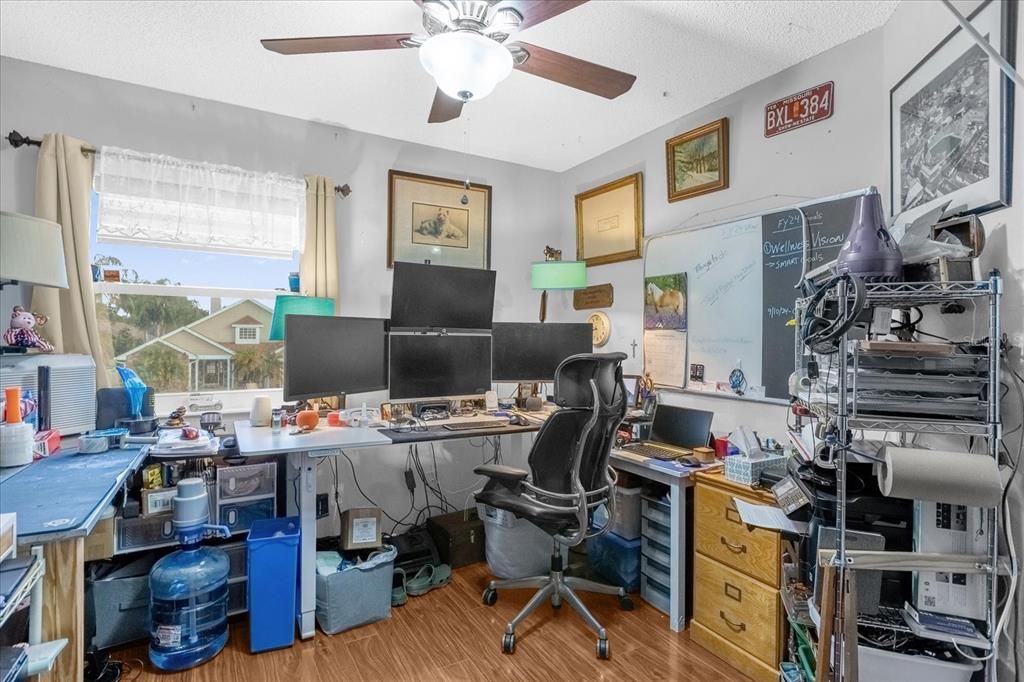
[390,262,496,331]
[389,334,491,400]
[491,322,593,382]
[283,315,389,402]
[650,405,714,449]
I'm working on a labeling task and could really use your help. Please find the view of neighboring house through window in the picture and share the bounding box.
[90,149,305,412]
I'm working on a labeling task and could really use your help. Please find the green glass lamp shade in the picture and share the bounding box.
[269,295,335,341]
[531,261,586,290]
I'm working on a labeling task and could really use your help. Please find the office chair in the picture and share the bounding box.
[474,353,632,659]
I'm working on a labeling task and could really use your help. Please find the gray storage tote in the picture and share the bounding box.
[315,545,396,635]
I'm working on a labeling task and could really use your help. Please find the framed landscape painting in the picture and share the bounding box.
[387,170,492,269]
[890,0,1016,217]
[665,118,729,202]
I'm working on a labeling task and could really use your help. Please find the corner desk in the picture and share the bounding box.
[234,415,542,639]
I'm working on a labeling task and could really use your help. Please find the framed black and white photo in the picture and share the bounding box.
[890,0,1016,217]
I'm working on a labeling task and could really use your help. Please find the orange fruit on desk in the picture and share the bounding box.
[295,410,320,431]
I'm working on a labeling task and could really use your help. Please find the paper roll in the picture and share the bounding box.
[877,447,1001,507]
[250,395,272,427]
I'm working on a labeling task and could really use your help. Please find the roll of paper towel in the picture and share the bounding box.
[877,447,1001,507]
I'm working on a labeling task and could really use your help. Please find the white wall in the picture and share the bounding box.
[0,56,560,538]
[555,23,888,442]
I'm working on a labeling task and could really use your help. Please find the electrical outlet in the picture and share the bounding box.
[316,493,329,519]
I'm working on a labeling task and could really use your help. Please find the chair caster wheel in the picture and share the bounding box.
[618,595,635,611]
[483,588,497,606]
[552,600,562,609]
[596,638,610,659]
[502,632,516,654]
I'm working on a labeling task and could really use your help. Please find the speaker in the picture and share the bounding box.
[96,387,155,429]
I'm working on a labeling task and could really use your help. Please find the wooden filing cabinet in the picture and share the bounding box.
[691,471,784,682]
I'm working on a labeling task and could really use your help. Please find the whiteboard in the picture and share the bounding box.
[646,216,763,396]
[643,190,865,403]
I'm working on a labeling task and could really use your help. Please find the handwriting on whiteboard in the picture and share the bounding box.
[700,261,757,306]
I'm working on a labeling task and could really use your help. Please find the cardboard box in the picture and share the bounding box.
[141,488,176,517]
[340,508,382,551]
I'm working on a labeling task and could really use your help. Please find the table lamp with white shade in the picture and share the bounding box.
[0,211,69,290]
[531,245,586,322]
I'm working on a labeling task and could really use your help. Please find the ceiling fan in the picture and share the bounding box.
[261,0,637,123]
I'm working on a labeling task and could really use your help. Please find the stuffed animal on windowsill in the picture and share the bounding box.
[3,306,55,352]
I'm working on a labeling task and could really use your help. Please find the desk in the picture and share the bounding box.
[0,447,149,682]
[608,449,715,632]
[234,416,541,640]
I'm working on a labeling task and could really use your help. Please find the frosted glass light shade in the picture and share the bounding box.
[0,211,68,288]
[419,31,514,102]
[531,261,586,290]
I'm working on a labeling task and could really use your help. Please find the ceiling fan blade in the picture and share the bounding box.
[510,42,636,99]
[499,1,588,30]
[261,33,415,55]
[428,89,464,123]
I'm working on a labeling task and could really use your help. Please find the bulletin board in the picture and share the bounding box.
[643,190,864,402]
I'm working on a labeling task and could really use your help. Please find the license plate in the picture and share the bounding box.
[764,81,834,138]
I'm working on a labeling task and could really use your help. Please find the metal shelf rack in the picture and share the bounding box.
[794,270,1004,682]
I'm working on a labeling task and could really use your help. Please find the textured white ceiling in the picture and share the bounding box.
[0,0,897,171]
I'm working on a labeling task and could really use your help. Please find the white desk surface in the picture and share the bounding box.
[234,419,394,456]
[610,448,720,484]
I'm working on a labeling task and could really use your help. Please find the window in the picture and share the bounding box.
[91,148,305,413]
[235,326,260,344]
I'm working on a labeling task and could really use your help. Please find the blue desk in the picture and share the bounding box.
[0,447,148,682]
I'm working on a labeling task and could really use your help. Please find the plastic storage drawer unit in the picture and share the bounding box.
[247,517,300,653]
[219,498,276,534]
[217,462,276,501]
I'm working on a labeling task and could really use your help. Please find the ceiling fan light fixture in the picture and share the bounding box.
[419,31,513,102]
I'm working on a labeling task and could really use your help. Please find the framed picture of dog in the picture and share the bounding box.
[387,170,492,269]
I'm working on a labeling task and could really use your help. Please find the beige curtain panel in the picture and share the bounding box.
[31,134,112,388]
[300,175,339,309]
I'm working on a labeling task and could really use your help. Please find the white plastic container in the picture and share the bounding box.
[610,486,642,540]
[0,422,34,467]
[858,645,981,682]
[477,503,554,579]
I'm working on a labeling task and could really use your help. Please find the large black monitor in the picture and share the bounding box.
[284,315,389,401]
[389,334,491,400]
[650,405,714,449]
[390,262,496,331]
[491,322,593,382]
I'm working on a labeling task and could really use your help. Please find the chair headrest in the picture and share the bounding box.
[552,353,627,408]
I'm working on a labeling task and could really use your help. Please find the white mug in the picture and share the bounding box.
[250,395,272,427]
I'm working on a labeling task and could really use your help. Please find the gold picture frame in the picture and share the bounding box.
[575,172,643,267]
[665,118,729,203]
[387,170,492,269]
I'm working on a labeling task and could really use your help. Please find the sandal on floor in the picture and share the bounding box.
[392,568,408,607]
[406,563,452,597]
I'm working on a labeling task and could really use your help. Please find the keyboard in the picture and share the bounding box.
[623,443,695,462]
[442,420,508,432]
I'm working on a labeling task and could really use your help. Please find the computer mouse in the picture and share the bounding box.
[509,415,528,426]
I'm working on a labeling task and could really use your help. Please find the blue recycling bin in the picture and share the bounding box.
[247,517,300,652]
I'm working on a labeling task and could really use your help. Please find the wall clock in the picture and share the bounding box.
[588,311,611,347]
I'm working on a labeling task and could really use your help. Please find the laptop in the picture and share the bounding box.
[622,405,714,462]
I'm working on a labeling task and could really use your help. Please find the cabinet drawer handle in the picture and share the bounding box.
[725,507,742,524]
[719,611,746,632]
[724,582,742,602]
[720,536,747,554]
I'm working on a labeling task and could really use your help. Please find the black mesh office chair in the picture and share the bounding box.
[474,353,632,659]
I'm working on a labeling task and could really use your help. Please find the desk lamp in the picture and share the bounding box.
[268,295,335,341]
[530,246,585,322]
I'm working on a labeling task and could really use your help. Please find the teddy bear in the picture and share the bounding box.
[3,306,55,352]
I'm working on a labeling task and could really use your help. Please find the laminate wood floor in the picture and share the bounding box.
[112,562,752,681]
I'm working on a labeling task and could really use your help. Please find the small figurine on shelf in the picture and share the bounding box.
[3,306,54,352]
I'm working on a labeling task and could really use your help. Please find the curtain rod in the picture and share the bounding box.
[5,129,353,197]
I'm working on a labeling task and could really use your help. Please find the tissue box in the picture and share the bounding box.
[725,453,787,485]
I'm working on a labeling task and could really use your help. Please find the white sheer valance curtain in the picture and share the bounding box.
[93,146,305,258]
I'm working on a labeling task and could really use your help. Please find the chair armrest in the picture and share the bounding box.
[473,464,529,482]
